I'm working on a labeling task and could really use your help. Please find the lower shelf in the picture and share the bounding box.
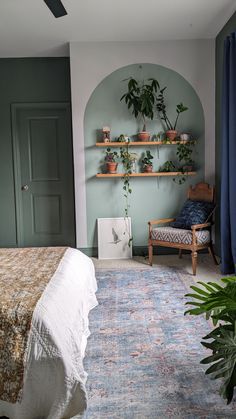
[96,172,196,178]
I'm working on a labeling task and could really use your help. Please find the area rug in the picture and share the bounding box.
[83,267,236,418]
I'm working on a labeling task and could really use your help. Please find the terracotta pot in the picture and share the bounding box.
[138,131,151,141]
[106,162,118,174]
[166,130,177,141]
[144,165,153,173]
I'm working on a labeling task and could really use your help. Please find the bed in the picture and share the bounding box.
[0,247,98,419]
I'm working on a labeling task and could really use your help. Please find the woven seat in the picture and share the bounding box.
[151,226,210,245]
[148,183,218,275]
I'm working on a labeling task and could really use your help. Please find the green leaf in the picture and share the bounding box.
[197,281,218,293]
[185,293,208,301]
[189,285,210,296]
[200,353,223,364]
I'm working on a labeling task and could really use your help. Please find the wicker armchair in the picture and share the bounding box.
[148,182,218,275]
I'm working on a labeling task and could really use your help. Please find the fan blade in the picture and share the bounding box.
[44,0,67,18]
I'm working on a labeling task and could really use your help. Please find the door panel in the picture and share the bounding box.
[32,194,61,235]
[29,118,60,181]
[12,103,75,247]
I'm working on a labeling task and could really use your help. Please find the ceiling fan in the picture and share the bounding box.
[44,0,67,18]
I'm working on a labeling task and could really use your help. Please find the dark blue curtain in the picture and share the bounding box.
[221,32,236,274]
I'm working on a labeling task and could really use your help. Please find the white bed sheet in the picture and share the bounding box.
[0,248,98,419]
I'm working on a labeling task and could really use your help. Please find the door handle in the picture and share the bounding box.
[21,185,29,191]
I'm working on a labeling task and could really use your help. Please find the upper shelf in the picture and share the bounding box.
[95,141,190,147]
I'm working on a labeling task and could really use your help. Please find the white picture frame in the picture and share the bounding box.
[97,217,132,260]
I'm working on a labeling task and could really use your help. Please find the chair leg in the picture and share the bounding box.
[179,249,182,259]
[208,242,219,265]
[191,251,198,275]
[148,244,153,266]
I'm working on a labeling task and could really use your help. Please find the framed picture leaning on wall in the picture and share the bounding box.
[97,217,132,259]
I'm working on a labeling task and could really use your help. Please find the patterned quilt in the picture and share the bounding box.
[0,247,67,403]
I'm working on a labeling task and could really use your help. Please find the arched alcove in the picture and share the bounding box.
[84,63,205,249]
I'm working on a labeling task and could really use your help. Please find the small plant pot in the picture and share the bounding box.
[166,130,177,141]
[106,162,118,174]
[144,165,153,173]
[180,133,190,142]
[138,131,151,141]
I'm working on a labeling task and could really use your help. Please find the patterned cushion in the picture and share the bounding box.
[170,199,215,230]
[151,226,210,245]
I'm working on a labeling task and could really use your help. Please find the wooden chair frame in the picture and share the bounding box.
[148,183,218,275]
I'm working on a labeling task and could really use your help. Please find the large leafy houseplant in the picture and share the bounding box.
[120,77,159,140]
[185,276,236,404]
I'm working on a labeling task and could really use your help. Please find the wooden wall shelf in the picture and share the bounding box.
[96,172,196,178]
[95,141,189,147]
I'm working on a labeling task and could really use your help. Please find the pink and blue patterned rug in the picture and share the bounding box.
[84,267,236,418]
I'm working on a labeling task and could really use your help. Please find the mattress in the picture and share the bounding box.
[0,248,98,419]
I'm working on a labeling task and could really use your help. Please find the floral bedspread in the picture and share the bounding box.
[0,247,67,403]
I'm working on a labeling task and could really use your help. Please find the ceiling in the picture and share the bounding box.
[0,0,235,57]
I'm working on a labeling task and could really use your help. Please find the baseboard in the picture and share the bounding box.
[78,247,98,257]
[78,246,209,258]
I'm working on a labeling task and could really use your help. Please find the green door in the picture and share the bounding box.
[12,103,75,247]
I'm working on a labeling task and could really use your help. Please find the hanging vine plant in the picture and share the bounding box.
[120,142,132,217]
[173,139,196,185]
[120,141,134,246]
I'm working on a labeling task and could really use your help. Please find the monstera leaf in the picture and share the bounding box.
[185,278,236,324]
[201,325,236,404]
[185,276,236,403]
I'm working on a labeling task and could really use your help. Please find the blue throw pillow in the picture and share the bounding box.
[170,199,215,230]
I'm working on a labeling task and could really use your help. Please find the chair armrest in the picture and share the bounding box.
[148,218,175,226]
[191,222,211,231]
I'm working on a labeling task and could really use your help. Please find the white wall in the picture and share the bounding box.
[69,40,215,248]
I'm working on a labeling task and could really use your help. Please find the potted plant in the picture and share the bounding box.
[159,160,176,172]
[185,276,236,404]
[105,148,119,174]
[157,87,188,141]
[120,148,138,174]
[117,134,130,143]
[141,150,154,173]
[120,77,159,141]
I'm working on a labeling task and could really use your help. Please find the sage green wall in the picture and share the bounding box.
[215,12,236,256]
[84,63,205,251]
[0,58,71,247]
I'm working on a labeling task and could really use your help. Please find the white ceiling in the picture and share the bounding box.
[0,0,235,57]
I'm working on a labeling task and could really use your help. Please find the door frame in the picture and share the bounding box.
[11,102,75,247]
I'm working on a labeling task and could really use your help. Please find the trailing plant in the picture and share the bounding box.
[176,141,194,167]
[156,87,188,131]
[141,150,154,168]
[104,148,119,162]
[159,160,176,173]
[120,77,160,131]
[185,276,236,404]
[120,142,134,246]
[172,174,188,185]
[173,140,195,185]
